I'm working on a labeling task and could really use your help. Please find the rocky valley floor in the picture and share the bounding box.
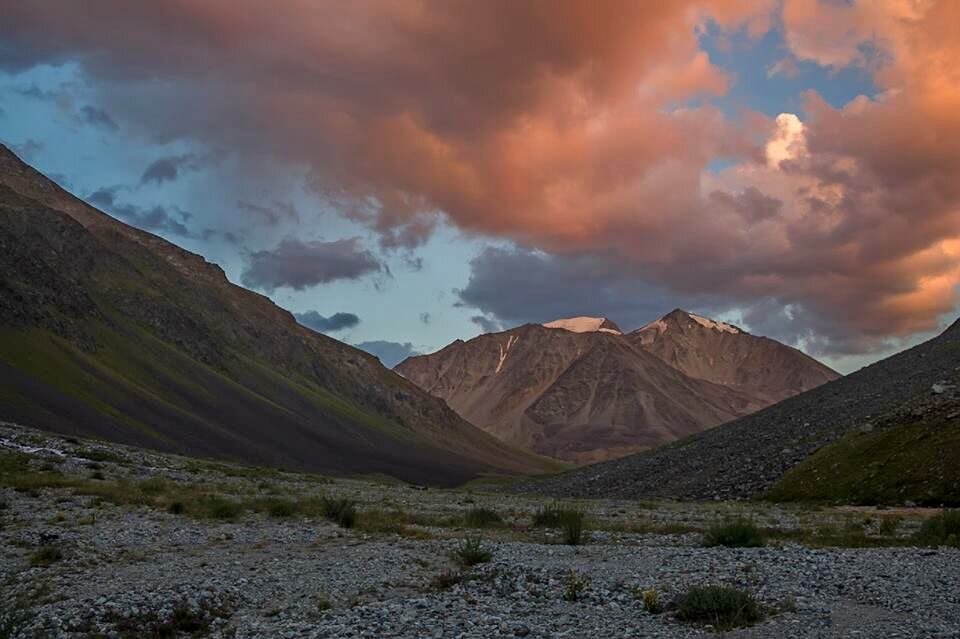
[1,424,959,638]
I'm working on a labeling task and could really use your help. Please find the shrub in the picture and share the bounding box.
[560,510,586,546]
[356,509,408,534]
[316,594,332,611]
[562,570,590,602]
[532,502,567,527]
[201,496,242,520]
[452,537,492,566]
[464,507,503,528]
[29,545,63,567]
[915,510,960,547]
[674,585,763,630]
[703,519,765,548]
[167,501,186,515]
[89,471,105,481]
[642,589,664,614]
[265,499,297,518]
[321,497,357,528]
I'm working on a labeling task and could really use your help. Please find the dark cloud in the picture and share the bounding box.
[238,200,300,225]
[79,104,118,130]
[456,246,688,331]
[141,153,200,185]
[355,340,421,369]
[470,315,502,333]
[294,311,360,333]
[86,186,191,237]
[708,187,782,223]
[419,312,431,324]
[241,237,383,293]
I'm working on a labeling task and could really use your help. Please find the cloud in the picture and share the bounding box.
[355,340,421,368]
[4,2,960,353]
[294,310,360,333]
[140,153,201,185]
[470,315,502,334]
[457,246,688,331]
[237,200,299,225]
[79,104,118,130]
[86,186,192,237]
[241,237,383,292]
[419,312,431,324]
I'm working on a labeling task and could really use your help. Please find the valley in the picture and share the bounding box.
[3,424,959,638]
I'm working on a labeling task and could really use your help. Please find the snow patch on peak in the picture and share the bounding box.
[688,313,740,334]
[542,317,622,335]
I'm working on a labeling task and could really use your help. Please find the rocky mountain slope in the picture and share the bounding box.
[0,144,555,485]
[631,309,839,407]
[397,312,836,464]
[517,318,960,501]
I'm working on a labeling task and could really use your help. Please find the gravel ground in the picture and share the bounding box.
[2,426,959,638]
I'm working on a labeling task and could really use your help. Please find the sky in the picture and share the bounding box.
[1,1,958,372]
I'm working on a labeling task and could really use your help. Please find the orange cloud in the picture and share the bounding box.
[2,0,958,352]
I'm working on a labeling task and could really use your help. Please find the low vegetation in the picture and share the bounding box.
[532,502,586,545]
[463,507,503,528]
[915,510,960,547]
[703,519,765,548]
[674,585,763,630]
[452,537,492,567]
[28,545,63,567]
[641,589,664,614]
[321,497,357,529]
[562,570,590,602]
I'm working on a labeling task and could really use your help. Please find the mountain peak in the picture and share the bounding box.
[542,316,622,335]
[638,309,741,337]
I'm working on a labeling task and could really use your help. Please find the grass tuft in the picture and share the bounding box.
[321,497,357,529]
[29,545,63,567]
[915,510,960,547]
[452,537,492,566]
[703,519,765,548]
[674,585,763,630]
[463,507,503,528]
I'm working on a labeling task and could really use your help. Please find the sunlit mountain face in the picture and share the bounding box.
[2,1,958,374]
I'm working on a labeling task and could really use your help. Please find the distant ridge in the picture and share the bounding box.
[516,318,960,501]
[396,310,837,463]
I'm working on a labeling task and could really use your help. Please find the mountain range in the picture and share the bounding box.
[519,317,960,505]
[0,144,557,485]
[396,310,838,463]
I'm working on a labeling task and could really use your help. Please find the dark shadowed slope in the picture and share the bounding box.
[515,319,960,500]
[0,145,556,485]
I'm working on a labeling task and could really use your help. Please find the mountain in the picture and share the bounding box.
[631,309,839,407]
[0,144,556,485]
[396,317,763,464]
[517,319,960,503]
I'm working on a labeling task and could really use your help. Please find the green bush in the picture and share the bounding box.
[464,507,503,528]
[201,496,242,520]
[560,510,586,546]
[265,499,297,518]
[452,537,492,566]
[703,519,765,548]
[532,502,567,527]
[642,589,664,614]
[562,570,590,602]
[915,510,960,547]
[321,497,357,528]
[29,545,63,567]
[674,585,763,630]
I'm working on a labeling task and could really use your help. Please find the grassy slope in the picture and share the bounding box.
[767,414,960,506]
